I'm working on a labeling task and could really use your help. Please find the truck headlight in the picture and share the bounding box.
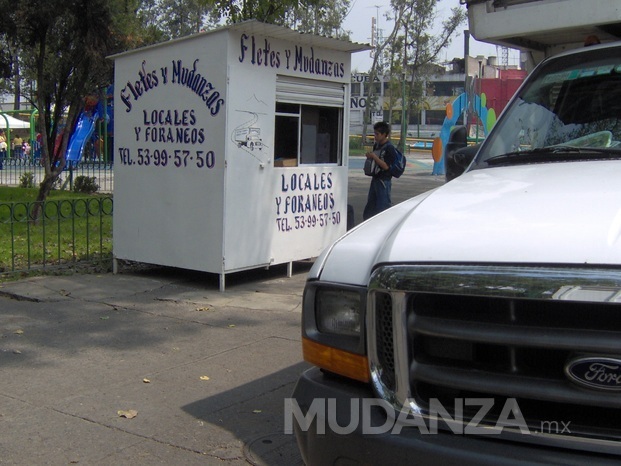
[316,288,361,336]
[302,282,369,383]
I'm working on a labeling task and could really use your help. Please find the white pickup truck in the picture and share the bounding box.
[292,8,621,465]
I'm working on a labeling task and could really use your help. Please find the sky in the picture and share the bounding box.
[342,0,520,72]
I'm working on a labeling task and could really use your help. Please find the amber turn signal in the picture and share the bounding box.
[302,337,370,383]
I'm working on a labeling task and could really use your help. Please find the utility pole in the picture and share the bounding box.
[371,16,376,58]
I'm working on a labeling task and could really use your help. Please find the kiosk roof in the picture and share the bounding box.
[109,19,372,60]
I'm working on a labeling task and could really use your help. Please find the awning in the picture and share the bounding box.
[0,114,30,129]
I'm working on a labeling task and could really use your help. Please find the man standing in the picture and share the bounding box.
[363,121,398,220]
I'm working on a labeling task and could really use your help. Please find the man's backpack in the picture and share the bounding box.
[389,146,406,178]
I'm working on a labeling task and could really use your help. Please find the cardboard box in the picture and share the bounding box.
[274,158,298,167]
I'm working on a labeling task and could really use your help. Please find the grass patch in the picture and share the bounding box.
[349,135,373,156]
[0,186,101,202]
[0,187,113,278]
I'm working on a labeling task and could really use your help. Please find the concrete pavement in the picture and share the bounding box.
[0,265,310,465]
[0,152,445,465]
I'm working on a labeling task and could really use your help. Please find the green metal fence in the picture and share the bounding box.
[0,158,113,192]
[0,196,113,279]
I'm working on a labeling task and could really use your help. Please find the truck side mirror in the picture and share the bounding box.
[445,126,474,181]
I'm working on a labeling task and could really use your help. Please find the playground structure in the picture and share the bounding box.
[65,87,114,166]
[0,85,114,166]
[65,99,105,165]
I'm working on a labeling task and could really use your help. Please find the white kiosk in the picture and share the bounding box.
[111,21,369,290]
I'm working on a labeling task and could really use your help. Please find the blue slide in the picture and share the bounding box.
[66,106,100,165]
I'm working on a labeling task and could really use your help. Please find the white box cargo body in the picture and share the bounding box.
[111,21,368,289]
[466,0,621,65]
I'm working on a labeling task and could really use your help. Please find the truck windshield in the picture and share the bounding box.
[474,46,621,167]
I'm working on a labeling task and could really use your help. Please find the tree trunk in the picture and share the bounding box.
[13,59,20,111]
[30,173,57,223]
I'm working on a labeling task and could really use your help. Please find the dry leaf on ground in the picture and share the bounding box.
[118,409,138,419]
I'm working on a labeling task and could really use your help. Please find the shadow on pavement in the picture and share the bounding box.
[182,361,311,465]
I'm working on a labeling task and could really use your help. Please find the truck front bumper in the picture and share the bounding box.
[291,367,620,466]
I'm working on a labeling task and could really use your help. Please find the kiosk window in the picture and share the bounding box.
[275,104,342,165]
[275,76,345,167]
[275,104,300,165]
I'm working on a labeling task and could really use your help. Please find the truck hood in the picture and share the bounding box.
[315,161,621,286]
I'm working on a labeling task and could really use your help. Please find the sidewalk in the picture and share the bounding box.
[0,161,446,465]
[0,264,310,465]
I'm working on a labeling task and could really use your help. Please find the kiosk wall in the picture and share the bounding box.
[111,21,368,290]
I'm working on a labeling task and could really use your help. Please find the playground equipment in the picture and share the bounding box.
[65,103,102,164]
[65,87,113,166]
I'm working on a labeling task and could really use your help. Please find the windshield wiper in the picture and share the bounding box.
[485,146,621,166]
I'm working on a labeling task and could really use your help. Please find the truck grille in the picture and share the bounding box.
[368,264,621,455]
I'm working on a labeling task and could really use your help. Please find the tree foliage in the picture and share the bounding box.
[206,0,351,38]
[0,0,127,217]
[363,0,466,146]
[139,0,219,40]
[206,0,297,24]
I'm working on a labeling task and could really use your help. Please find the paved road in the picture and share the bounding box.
[0,155,445,465]
[348,152,445,226]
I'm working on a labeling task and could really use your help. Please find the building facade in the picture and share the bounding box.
[350,55,526,138]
